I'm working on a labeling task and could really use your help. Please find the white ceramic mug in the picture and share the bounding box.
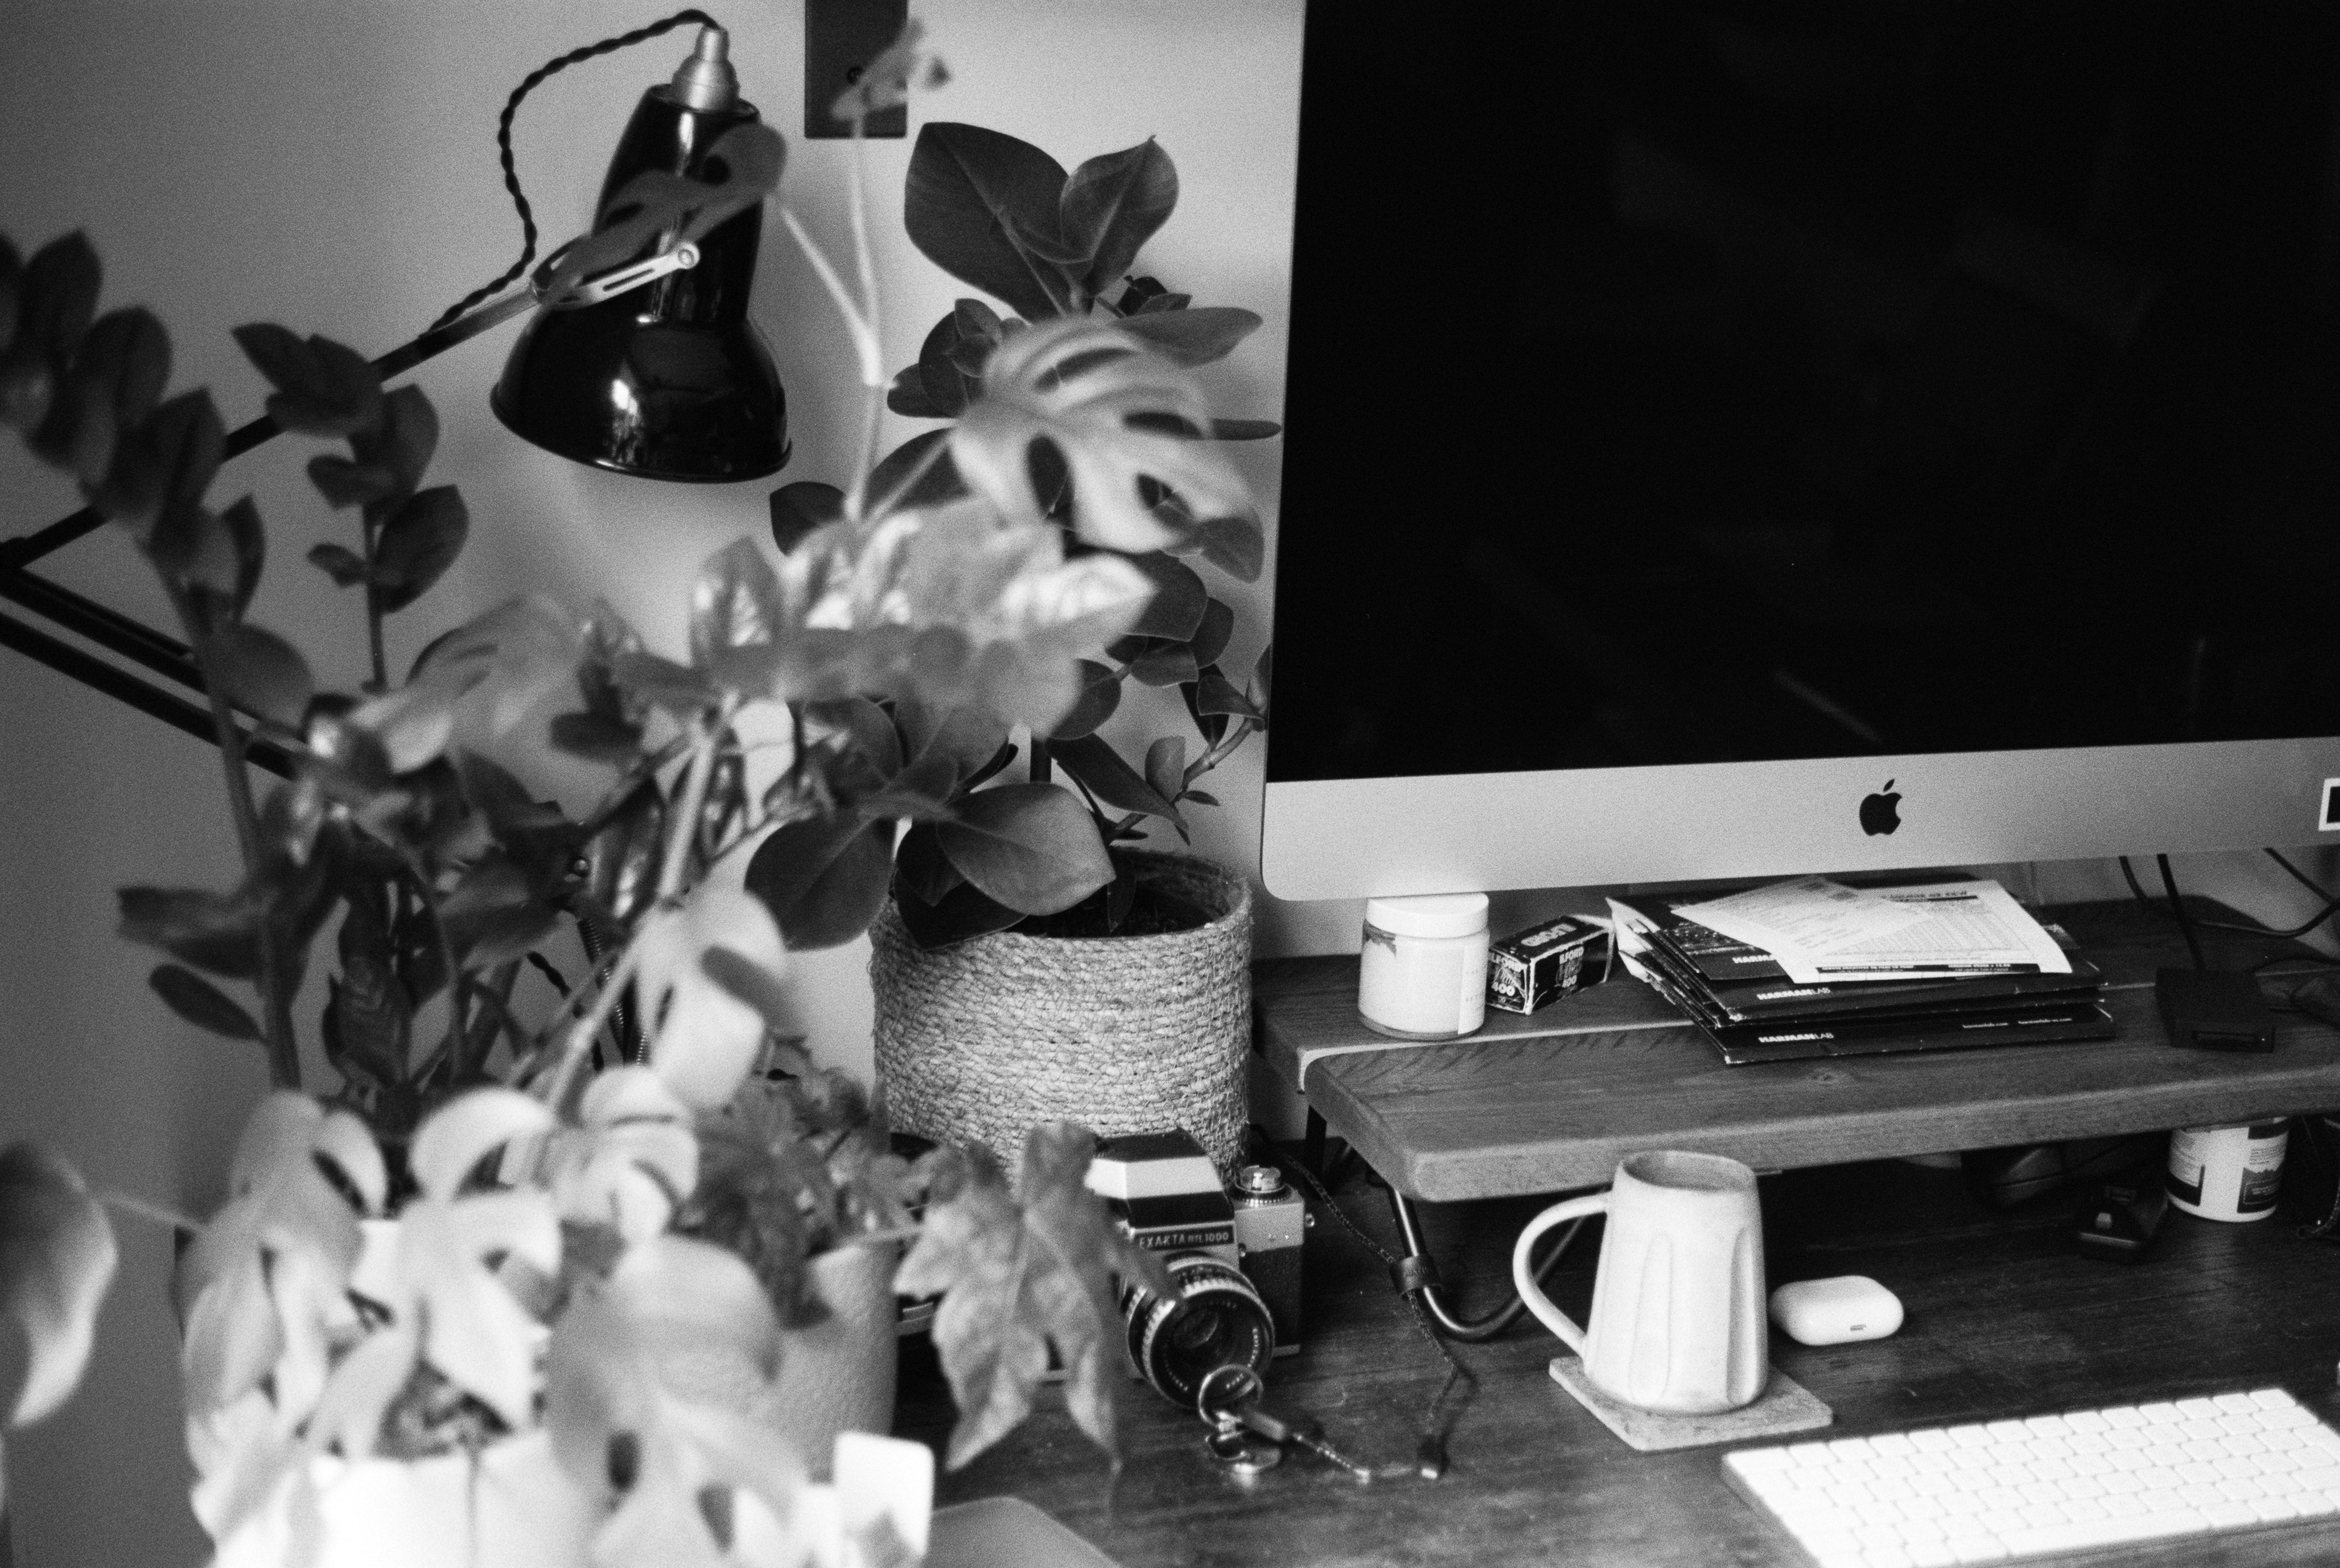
[1512,1149,1769,1415]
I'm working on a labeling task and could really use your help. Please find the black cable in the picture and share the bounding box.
[1262,1141,1471,1477]
[2266,848,2329,900]
[2120,853,2340,945]
[427,9,719,332]
[2156,854,2208,972]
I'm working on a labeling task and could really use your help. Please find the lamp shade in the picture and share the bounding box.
[492,54,789,482]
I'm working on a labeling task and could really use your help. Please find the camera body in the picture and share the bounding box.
[1088,1131,1307,1407]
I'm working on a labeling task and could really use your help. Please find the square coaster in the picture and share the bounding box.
[1549,1357,1833,1452]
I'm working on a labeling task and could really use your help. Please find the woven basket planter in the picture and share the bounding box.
[870,852,1253,1176]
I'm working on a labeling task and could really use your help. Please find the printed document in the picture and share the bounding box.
[1673,877,2069,984]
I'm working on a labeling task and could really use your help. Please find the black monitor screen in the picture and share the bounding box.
[1268,0,2340,784]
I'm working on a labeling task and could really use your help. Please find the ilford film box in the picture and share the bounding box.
[1487,916,1607,1014]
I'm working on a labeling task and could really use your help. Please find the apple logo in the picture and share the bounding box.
[1859,780,1902,836]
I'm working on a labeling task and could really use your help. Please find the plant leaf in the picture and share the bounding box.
[373,485,467,613]
[744,815,896,950]
[1192,662,1263,722]
[0,233,102,435]
[1189,598,1235,668]
[1059,139,1178,305]
[352,384,438,495]
[689,537,785,664]
[637,891,789,1111]
[1110,301,1270,370]
[1126,640,1199,688]
[305,453,395,510]
[932,783,1112,916]
[118,886,261,979]
[866,429,967,511]
[905,123,1077,320]
[540,124,786,308]
[912,310,982,421]
[770,481,844,553]
[891,821,966,909]
[892,874,1023,949]
[1207,417,1281,440]
[231,324,382,438]
[1125,554,1207,642]
[32,307,170,485]
[92,388,224,537]
[0,1144,119,1429]
[951,317,1251,554]
[146,500,241,605]
[304,542,366,587]
[219,496,265,621]
[895,1127,1171,1468]
[203,623,312,727]
[148,964,261,1042]
[1173,510,1267,584]
[1143,737,1186,808]
[1047,659,1122,741]
[1051,733,1183,829]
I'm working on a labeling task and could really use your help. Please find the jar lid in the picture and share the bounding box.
[1364,892,1488,940]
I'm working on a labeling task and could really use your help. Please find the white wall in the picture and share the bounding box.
[4,3,2335,1563]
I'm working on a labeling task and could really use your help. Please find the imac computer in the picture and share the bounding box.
[1260,0,2340,901]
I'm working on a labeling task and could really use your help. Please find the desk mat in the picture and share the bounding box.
[1550,1358,1832,1452]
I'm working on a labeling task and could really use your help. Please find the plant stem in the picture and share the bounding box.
[98,1191,205,1235]
[539,941,644,1114]
[360,500,388,693]
[843,117,887,511]
[396,846,467,1086]
[864,433,945,521]
[540,711,731,1111]
[778,207,882,392]
[164,582,300,1090]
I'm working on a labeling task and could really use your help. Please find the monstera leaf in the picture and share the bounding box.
[545,1234,801,1568]
[636,888,790,1112]
[895,1125,1171,1469]
[303,1090,557,1456]
[177,1094,385,1423]
[540,1066,700,1243]
[951,317,1253,554]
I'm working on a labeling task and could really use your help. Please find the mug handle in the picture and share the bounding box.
[1511,1193,1608,1352]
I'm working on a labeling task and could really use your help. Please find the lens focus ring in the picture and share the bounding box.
[1124,1253,1276,1408]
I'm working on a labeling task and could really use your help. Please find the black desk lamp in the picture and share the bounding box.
[0,12,792,763]
[492,24,790,481]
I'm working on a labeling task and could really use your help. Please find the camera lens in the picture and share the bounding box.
[1122,1253,1276,1408]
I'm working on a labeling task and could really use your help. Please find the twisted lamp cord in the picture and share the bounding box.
[428,8,720,332]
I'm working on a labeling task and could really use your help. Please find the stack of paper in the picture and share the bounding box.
[1610,877,2113,1065]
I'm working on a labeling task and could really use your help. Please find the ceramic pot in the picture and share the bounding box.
[770,1241,902,1478]
[870,850,1253,1176]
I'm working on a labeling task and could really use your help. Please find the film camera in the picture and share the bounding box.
[1086,1130,1308,1408]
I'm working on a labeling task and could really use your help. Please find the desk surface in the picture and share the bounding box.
[898,1154,2340,1568]
[1257,898,2340,1201]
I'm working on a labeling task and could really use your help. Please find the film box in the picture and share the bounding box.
[1488,915,1607,1014]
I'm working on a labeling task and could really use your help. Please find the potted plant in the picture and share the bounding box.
[796,121,1280,1176]
[0,26,1201,1562]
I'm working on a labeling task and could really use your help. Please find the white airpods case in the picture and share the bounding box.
[1769,1275,1903,1346]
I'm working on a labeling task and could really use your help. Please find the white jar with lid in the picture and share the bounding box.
[1358,893,1490,1039]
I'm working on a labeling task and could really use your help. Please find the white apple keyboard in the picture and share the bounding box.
[1723,1386,2340,1566]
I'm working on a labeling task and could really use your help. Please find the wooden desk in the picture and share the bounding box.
[897,1155,2340,1567]
[1255,898,2340,1201]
